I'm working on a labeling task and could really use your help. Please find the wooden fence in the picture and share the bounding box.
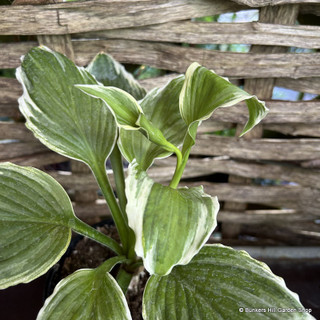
[1,0,320,246]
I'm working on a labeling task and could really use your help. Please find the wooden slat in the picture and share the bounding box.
[2,40,320,78]
[2,100,320,132]
[192,135,320,161]
[139,75,320,94]
[211,100,320,124]
[299,4,320,16]
[239,221,320,245]
[0,122,34,141]
[49,170,102,190]
[156,156,320,189]
[0,104,21,118]
[48,155,320,192]
[0,78,22,104]
[139,73,181,91]
[72,199,111,220]
[2,88,320,125]
[0,141,48,160]
[218,210,312,224]
[73,40,320,78]
[0,0,245,35]
[231,0,319,6]
[187,181,320,215]
[4,152,68,167]
[275,77,320,95]
[263,123,320,137]
[0,41,36,69]
[76,21,320,49]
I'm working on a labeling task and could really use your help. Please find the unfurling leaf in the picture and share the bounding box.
[37,257,131,320]
[143,245,315,320]
[16,46,117,170]
[77,84,182,163]
[0,163,79,289]
[86,52,146,100]
[125,164,219,275]
[119,76,188,170]
[179,62,268,155]
[76,84,143,130]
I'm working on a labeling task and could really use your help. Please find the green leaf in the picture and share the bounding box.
[143,245,314,320]
[16,46,117,169]
[37,256,132,320]
[119,76,188,170]
[77,84,183,164]
[76,84,143,130]
[125,165,219,276]
[179,62,268,154]
[0,163,77,289]
[86,52,146,100]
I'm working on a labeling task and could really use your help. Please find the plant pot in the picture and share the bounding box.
[44,219,148,320]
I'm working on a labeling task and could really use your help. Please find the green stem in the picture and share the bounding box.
[109,144,127,216]
[71,218,124,256]
[109,144,137,260]
[170,123,199,189]
[169,149,190,189]
[98,256,128,273]
[91,162,130,255]
[116,268,134,294]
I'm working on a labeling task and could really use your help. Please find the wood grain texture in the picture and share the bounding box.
[2,39,319,78]
[187,181,320,215]
[158,156,320,189]
[0,141,49,160]
[2,152,67,167]
[2,100,320,132]
[139,74,320,94]
[0,0,245,35]
[218,210,315,224]
[299,4,320,15]
[0,122,34,141]
[73,40,320,78]
[0,41,36,69]
[45,156,320,193]
[231,0,319,6]
[211,101,320,124]
[0,78,22,104]
[0,105,21,118]
[76,21,320,49]
[263,123,320,137]
[275,77,320,95]
[192,135,320,161]
[2,100,320,129]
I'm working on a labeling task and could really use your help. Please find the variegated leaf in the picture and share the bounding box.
[125,164,219,275]
[143,245,314,320]
[179,62,268,155]
[119,75,188,170]
[86,52,146,100]
[16,46,117,169]
[37,257,131,320]
[0,163,77,289]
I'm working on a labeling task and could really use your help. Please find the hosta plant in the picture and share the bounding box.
[0,46,314,319]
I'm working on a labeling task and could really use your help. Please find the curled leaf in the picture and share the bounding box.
[179,62,269,155]
[125,164,219,275]
[119,75,188,170]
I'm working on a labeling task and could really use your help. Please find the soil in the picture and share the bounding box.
[45,223,320,319]
[45,222,148,320]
